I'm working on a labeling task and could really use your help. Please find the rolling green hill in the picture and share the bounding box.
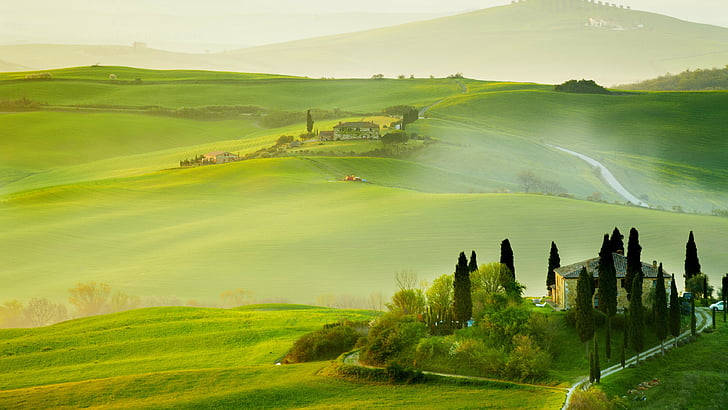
[0,305,566,408]
[1,66,726,308]
[2,2,728,85]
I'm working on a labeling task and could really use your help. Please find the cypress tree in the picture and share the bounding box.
[593,336,601,383]
[630,270,645,364]
[625,227,642,301]
[500,239,515,280]
[546,241,560,295]
[306,110,314,133]
[690,296,696,338]
[576,267,595,357]
[468,250,478,273]
[669,274,681,347]
[453,252,472,329]
[654,263,668,355]
[609,227,624,254]
[598,234,617,359]
[722,274,728,322]
[684,231,701,289]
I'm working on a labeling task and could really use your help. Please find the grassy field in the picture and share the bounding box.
[597,318,728,409]
[2,156,727,305]
[1,66,726,307]
[0,305,566,409]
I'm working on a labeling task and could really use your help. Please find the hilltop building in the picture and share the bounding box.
[203,151,239,164]
[333,121,380,140]
[553,253,672,310]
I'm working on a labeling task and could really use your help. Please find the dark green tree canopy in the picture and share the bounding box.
[453,252,472,328]
[546,241,560,292]
[306,109,314,133]
[630,270,645,354]
[625,227,642,300]
[500,239,515,280]
[684,231,701,285]
[554,79,611,94]
[576,267,595,344]
[468,251,478,273]
[609,227,624,254]
[669,274,681,339]
[598,234,618,317]
[654,263,668,343]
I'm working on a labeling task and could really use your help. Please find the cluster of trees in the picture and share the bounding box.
[162,105,262,120]
[0,96,41,110]
[554,79,611,95]
[24,72,53,80]
[0,282,140,328]
[356,240,555,382]
[571,227,709,383]
[383,105,418,129]
[517,170,566,195]
[283,320,369,363]
[381,131,410,145]
[618,66,728,91]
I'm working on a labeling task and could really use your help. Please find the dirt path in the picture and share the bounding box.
[342,350,567,392]
[547,144,649,208]
[561,307,712,409]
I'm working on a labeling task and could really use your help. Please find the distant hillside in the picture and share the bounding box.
[617,66,728,90]
[2,2,728,85]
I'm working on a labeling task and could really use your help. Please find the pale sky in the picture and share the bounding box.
[1,0,726,52]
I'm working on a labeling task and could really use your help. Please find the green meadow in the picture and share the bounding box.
[0,305,565,409]
[1,66,727,305]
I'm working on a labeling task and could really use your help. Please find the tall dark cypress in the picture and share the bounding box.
[598,234,617,359]
[306,109,314,133]
[625,228,642,301]
[468,251,478,273]
[684,231,701,289]
[609,227,624,254]
[576,267,595,357]
[500,239,515,280]
[546,242,560,294]
[453,252,472,329]
[669,274,681,347]
[654,263,668,355]
[630,270,645,364]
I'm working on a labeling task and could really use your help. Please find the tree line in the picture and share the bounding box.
[617,66,728,91]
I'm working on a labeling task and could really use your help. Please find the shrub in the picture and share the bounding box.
[284,323,361,363]
[568,388,616,410]
[504,334,551,381]
[385,361,424,384]
[554,79,611,94]
[359,313,427,366]
[451,338,505,377]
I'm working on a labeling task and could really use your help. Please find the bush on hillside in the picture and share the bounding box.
[555,79,611,95]
[359,313,427,366]
[283,322,363,363]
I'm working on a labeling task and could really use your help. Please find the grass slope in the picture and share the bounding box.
[0,305,565,409]
[2,157,727,304]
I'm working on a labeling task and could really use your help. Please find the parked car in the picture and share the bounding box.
[709,301,725,311]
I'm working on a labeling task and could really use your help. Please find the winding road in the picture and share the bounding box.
[547,144,650,208]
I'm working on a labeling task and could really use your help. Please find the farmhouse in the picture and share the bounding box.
[319,131,334,141]
[203,151,239,164]
[333,121,380,140]
[553,253,672,310]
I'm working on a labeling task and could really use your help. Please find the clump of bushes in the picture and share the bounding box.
[555,79,611,94]
[283,321,367,363]
[358,313,427,366]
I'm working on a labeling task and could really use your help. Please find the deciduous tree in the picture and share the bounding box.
[23,298,68,327]
[68,281,111,317]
